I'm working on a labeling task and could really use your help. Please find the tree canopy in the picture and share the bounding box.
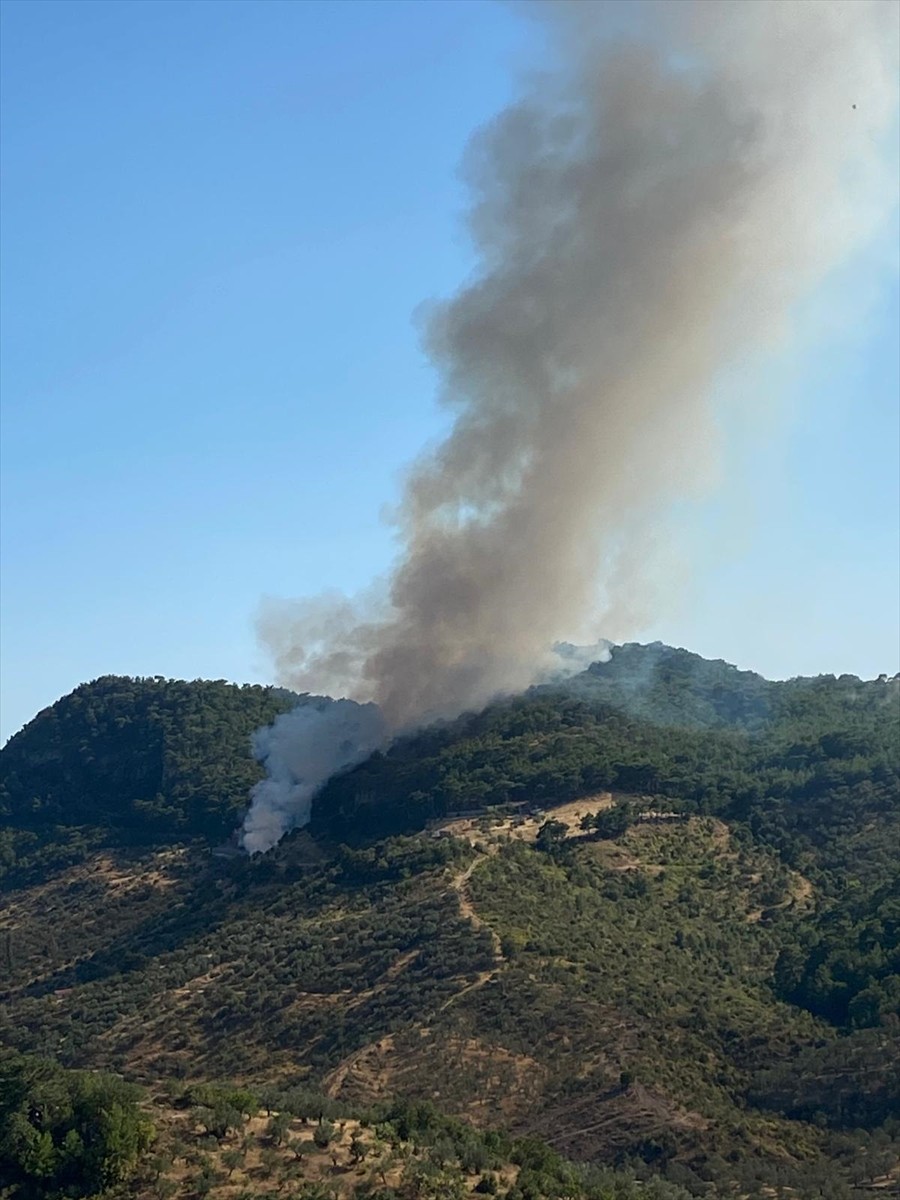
[0,1052,155,1198]
[0,676,307,882]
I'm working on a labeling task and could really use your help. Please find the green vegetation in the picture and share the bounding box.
[310,648,899,1039]
[0,646,897,1198]
[459,822,899,1193]
[0,1067,697,1200]
[773,877,900,1028]
[1,676,305,884]
[0,1052,155,1197]
[310,652,898,856]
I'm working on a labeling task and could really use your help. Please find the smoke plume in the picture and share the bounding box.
[242,0,899,851]
[242,699,386,854]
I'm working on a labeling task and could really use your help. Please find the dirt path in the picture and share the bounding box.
[450,855,504,960]
[747,868,815,923]
[324,1036,395,1098]
[437,794,618,1011]
[437,854,506,1013]
[791,873,814,905]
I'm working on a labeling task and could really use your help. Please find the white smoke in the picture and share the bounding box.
[243,0,899,851]
[241,699,386,853]
[550,641,613,676]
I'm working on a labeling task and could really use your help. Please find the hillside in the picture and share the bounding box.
[1,1052,699,1200]
[0,676,308,884]
[0,648,898,1199]
[311,647,899,847]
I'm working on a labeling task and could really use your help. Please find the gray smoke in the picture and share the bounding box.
[243,0,898,851]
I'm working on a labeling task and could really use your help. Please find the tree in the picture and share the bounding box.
[535,820,568,854]
[592,801,636,840]
[192,1161,225,1197]
[268,1111,293,1145]
[222,1147,243,1177]
[314,1119,336,1149]
[196,1103,242,1140]
[290,1135,315,1162]
[0,1054,154,1197]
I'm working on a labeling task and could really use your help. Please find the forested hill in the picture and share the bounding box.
[0,676,305,881]
[308,649,899,1033]
[311,646,899,848]
[567,641,898,731]
[2,650,897,874]
[1,648,899,1198]
[564,640,776,729]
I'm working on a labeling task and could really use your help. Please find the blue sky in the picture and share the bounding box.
[1,0,898,744]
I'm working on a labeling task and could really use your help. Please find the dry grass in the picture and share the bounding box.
[143,1100,519,1199]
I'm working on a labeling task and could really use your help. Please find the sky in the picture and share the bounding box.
[1,0,898,745]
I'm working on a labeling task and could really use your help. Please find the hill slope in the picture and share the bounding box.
[1,648,898,1199]
[1,676,308,883]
